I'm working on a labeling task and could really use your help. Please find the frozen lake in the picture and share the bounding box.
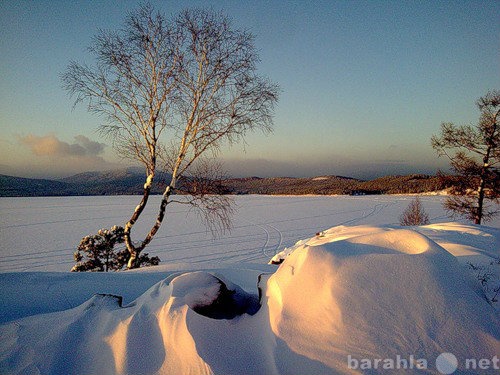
[1,195,499,272]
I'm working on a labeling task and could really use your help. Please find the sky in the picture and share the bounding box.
[1,0,499,180]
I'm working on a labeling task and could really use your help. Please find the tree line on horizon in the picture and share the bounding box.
[0,172,450,197]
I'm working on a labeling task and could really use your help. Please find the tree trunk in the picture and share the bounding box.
[476,176,486,225]
[126,166,181,269]
[476,115,497,225]
[125,173,154,268]
[141,185,172,248]
[125,149,183,269]
[125,180,175,269]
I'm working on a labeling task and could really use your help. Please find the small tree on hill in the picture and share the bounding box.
[431,91,500,224]
[399,197,430,226]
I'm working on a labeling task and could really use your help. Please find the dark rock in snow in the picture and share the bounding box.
[171,272,260,319]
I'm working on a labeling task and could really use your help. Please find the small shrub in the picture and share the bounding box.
[467,260,500,304]
[467,262,493,287]
[399,197,430,226]
[72,226,160,272]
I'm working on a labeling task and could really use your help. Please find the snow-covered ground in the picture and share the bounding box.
[0,194,484,272]
[1,195,499,374]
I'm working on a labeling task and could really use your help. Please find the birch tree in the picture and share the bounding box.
[63,5,279,268]
[431,91,500,224]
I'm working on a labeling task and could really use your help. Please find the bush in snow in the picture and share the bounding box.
[72,226,160,272]
[467,259,500,304]
[399,197,430,226]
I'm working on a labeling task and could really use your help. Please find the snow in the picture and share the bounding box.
[263,227,499,373]
[1,195,500,374]
[0,195,471,272]
[271,222,500,267]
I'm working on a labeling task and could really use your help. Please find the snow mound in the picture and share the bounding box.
[264,227,499,373]
[1,226,499,374]
[419,222,500,261]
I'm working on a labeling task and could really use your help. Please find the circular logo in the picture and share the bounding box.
[436,352,458,374]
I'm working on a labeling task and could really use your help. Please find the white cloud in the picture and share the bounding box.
[20,134,106,157]
[4,133,124,178]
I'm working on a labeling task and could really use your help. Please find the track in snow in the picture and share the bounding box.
[2,195,488,272]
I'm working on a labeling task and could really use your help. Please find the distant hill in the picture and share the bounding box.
[0,169,448,197]
[60,167,171,195]
[0,175,76,196]
[220,175,360,195]
[220,174,447,195]
[354,174,447,194]
[0,168,170,197]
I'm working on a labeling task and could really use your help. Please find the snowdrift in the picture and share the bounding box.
[265,227,499,374]
[1,225,499,375]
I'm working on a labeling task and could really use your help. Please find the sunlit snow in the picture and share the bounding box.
[0,195,499,374]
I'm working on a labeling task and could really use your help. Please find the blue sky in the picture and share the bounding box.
[1,0,499,179]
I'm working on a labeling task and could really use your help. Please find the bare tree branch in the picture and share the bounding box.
[63,5,279,268]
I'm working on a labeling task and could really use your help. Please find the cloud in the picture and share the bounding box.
[20,134,106,157]
[9,133,124,178]
[74,135,106,155]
